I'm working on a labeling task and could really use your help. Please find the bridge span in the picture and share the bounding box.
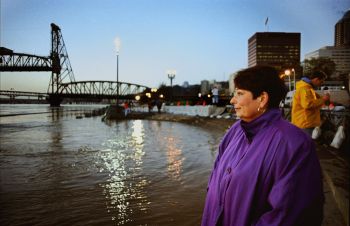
[0,23,150,106]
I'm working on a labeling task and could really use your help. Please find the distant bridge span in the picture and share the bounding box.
[0,50,51,72]
[0,80,148,101]
[59,80,148,99]
[0,23,150,106]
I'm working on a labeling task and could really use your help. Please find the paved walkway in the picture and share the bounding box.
[317,145,349,226]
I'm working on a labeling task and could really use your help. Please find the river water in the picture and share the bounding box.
[0,104,219,226]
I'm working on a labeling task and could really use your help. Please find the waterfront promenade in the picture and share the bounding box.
[139,110,348,226]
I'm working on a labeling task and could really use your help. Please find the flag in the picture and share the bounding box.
[265,17,269,26]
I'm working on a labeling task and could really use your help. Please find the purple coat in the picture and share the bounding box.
[201,109,324,226]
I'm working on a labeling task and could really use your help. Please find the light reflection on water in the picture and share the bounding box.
[166,136,184,181]
[99,120,149,225]
[0,105,220,226]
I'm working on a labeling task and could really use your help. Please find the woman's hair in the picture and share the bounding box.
[234,65,287,108]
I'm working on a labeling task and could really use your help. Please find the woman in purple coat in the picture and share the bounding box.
[201,66,324,226]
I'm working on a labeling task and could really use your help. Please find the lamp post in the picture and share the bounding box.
[116,52,119,105]
[167,70,176,87]
[114,37,121,105]
[292,68,296,90]
[167,70,176,103]
[284,69,292,91]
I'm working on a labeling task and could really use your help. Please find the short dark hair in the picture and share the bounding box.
[309,70,327,80]
[234,65,287,108]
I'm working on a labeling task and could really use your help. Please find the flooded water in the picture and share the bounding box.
[0,104,219,226]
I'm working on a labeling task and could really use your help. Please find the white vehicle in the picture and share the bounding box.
[284,90,296,107]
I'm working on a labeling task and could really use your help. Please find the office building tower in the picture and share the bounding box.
[248,32,301,71]
[335,10,350,47]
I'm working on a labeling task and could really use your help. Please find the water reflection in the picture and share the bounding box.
[99,120,149,225]
[166,135,184,181]
[130,120,149,212]
[131,120,145,166]
[1,105,217,226]
[100,144,129,224]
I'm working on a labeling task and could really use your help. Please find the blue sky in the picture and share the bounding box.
[1,0,349,92]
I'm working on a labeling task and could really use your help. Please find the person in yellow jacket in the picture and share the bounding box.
[291,71,329,136]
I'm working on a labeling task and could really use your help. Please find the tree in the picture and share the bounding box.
[302,57,336,79]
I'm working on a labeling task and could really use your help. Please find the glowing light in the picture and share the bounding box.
[114,37,121,53]
[284,69,291,76]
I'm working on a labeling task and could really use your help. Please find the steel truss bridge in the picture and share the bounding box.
[0,23,149,106]
[0,90,47,99]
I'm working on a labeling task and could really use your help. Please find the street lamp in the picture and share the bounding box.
[284,69,292,91]
[167,70,176,87]
[292,68,296,90]
[114,37,121,105]
[167,70,176,104]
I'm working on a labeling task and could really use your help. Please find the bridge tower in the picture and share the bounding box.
[48,23,75,106]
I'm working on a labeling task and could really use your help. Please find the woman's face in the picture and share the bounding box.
[230,88,262,122]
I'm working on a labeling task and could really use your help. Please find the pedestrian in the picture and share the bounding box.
[148,100,154,113]
[156,99,162,113]
[201,65,324,226]
[123,101,130,117]
[291,70,329,136]
[211,86,219,105]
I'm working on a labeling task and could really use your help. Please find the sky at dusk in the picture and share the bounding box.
[1,0,349,92]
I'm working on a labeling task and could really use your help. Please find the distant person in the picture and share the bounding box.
[291,70,329,136]
[123,101,130,117]
[156,99,162,113]
[148,100,154,113]
[211,86,219,105]
[202,66,324,226]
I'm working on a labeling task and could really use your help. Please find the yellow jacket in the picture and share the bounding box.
[291,80,324,129]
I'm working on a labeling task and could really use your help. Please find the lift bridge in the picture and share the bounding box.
[0,23,149,106]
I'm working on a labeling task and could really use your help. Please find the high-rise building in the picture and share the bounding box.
[305,10,350,77]
[200,80,210,95]
[335,10,350,47]
[248,32,301,71]
[305,46,350,76]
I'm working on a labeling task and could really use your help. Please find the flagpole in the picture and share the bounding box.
[265,17,269,31]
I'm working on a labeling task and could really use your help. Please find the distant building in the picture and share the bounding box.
[248,32,301,72]
[304,11,350,78]
[335,10,350,47]
[217,81,230,96]
[229,72,238,95]
[305,46,350,76]
[200,80,210,95]
[182,81,189,88]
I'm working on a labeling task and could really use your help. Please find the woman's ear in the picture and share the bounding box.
[259,92,269,108]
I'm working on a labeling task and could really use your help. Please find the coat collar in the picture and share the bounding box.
[240,109,282,142]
